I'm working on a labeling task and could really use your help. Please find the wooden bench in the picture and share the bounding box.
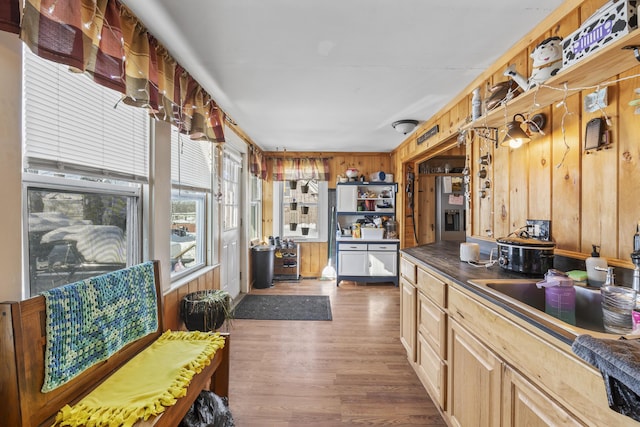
[0,260,230,427]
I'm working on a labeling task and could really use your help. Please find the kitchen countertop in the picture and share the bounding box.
[402,241,539,282]
[401,241,620,344]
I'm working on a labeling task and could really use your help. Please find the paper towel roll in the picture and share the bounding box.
[460,243,480,262]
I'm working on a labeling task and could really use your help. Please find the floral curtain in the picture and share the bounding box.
[19,0,225,142]
[0,0,20,34]
[271,157,330,181]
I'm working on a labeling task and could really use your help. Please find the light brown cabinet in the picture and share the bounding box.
[400,252,637,426]
[448,318,502,427]
[502,366,583,427]
[414,266,448,409]
[400,276,416,361]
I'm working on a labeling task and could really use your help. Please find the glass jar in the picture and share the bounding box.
[384,220,398,239]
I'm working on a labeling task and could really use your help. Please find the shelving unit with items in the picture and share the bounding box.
[335,182,399,286]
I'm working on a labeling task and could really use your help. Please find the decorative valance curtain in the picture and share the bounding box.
[18,0,224,142]
[249,149,267,180]
[0,0,19,33]
[272,158,330,181]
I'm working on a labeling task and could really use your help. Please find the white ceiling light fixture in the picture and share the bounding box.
[392,119,419,135]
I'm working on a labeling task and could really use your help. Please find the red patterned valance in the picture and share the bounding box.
[19,0,224,142]
[250,149,268,180]
[272,158,330,181]
[0,0,20,34]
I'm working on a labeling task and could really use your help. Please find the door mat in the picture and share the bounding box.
[232,295,332,321]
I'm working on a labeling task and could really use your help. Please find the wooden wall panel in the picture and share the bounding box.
[417,175,436,244]
[528,107,553,221]
[551,93,581,252]
[297,241,328,278]
[508,143,529,231]
[617,67,640,260]
[492,137,510,239]
[477,135,493,237]
[580,84,618,257]
[162,265,220,331]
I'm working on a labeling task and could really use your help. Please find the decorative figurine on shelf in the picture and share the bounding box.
[485,80,521,111]
[504,36,563,91]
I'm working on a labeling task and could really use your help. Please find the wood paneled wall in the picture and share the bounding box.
[162,266,220,331]
[261,152,393,277]
[393,0,640,267]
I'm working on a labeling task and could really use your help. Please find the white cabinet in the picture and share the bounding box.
[337,244,368,276]
[337,243,398,277]
[368,245,397,276]
[336,185,357,212]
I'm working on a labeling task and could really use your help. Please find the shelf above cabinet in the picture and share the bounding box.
[463,29,640,131]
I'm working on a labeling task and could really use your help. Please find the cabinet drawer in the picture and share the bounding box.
[417,267,446,307]
[418,292,446,359]
[400,256,416,283]
[416,332,447,410]
[368,243,397,251]
[339,243,368,251]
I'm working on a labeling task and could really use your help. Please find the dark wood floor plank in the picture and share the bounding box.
[226,280,447,426]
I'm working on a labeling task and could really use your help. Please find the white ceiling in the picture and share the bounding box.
[121,0,564,152]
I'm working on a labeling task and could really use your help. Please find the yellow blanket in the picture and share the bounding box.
[55,330,226,427]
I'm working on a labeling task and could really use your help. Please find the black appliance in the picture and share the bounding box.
[497,235,555,275]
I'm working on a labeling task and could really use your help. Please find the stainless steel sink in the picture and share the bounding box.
[468,279,613,338]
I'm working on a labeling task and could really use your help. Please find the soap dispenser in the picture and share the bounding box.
[585,245,608,287]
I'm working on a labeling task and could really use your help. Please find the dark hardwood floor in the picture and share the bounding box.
[225,279,447,426]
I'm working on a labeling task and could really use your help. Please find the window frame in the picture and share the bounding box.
[249,174,262,242]
[170,189,208,280]
[273,179,328,242]
[22,173,142,296]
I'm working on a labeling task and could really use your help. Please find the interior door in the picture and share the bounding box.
[221,149,242,298]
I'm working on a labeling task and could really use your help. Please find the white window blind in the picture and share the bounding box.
[23,48,150,182]
[171,127,213,191]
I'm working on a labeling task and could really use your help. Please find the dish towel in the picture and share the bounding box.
[572,334,640,421]
[55,330,226,427]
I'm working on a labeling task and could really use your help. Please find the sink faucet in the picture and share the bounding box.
[632,251,640,292]
[595,266,615,287]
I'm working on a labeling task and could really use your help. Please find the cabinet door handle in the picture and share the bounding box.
[456,309,465,319]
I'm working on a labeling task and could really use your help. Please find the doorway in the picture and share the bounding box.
[221,148,242,299]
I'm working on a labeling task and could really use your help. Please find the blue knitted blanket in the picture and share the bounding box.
[41,261,158,393]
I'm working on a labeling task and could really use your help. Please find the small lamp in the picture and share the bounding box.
[392,119,419,135]
[501,113,531,148]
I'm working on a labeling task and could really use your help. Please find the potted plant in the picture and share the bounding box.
[288,180,297,190]
[289,198,298,210]
[180,289,232,331]
[289,222,298,231]
[301,224,310,235]
[300,180,311,193]
[301,205,309,214]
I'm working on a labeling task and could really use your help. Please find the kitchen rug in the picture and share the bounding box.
[232,295,332,321]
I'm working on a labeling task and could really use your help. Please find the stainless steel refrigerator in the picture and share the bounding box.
[435,176,466,242]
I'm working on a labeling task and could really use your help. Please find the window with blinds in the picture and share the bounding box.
[22,47,147,295]
[170,128,213,191]
[22,47,150,182]
[170,127,212,278]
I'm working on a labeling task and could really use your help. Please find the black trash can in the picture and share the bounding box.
[252,244,275,289]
